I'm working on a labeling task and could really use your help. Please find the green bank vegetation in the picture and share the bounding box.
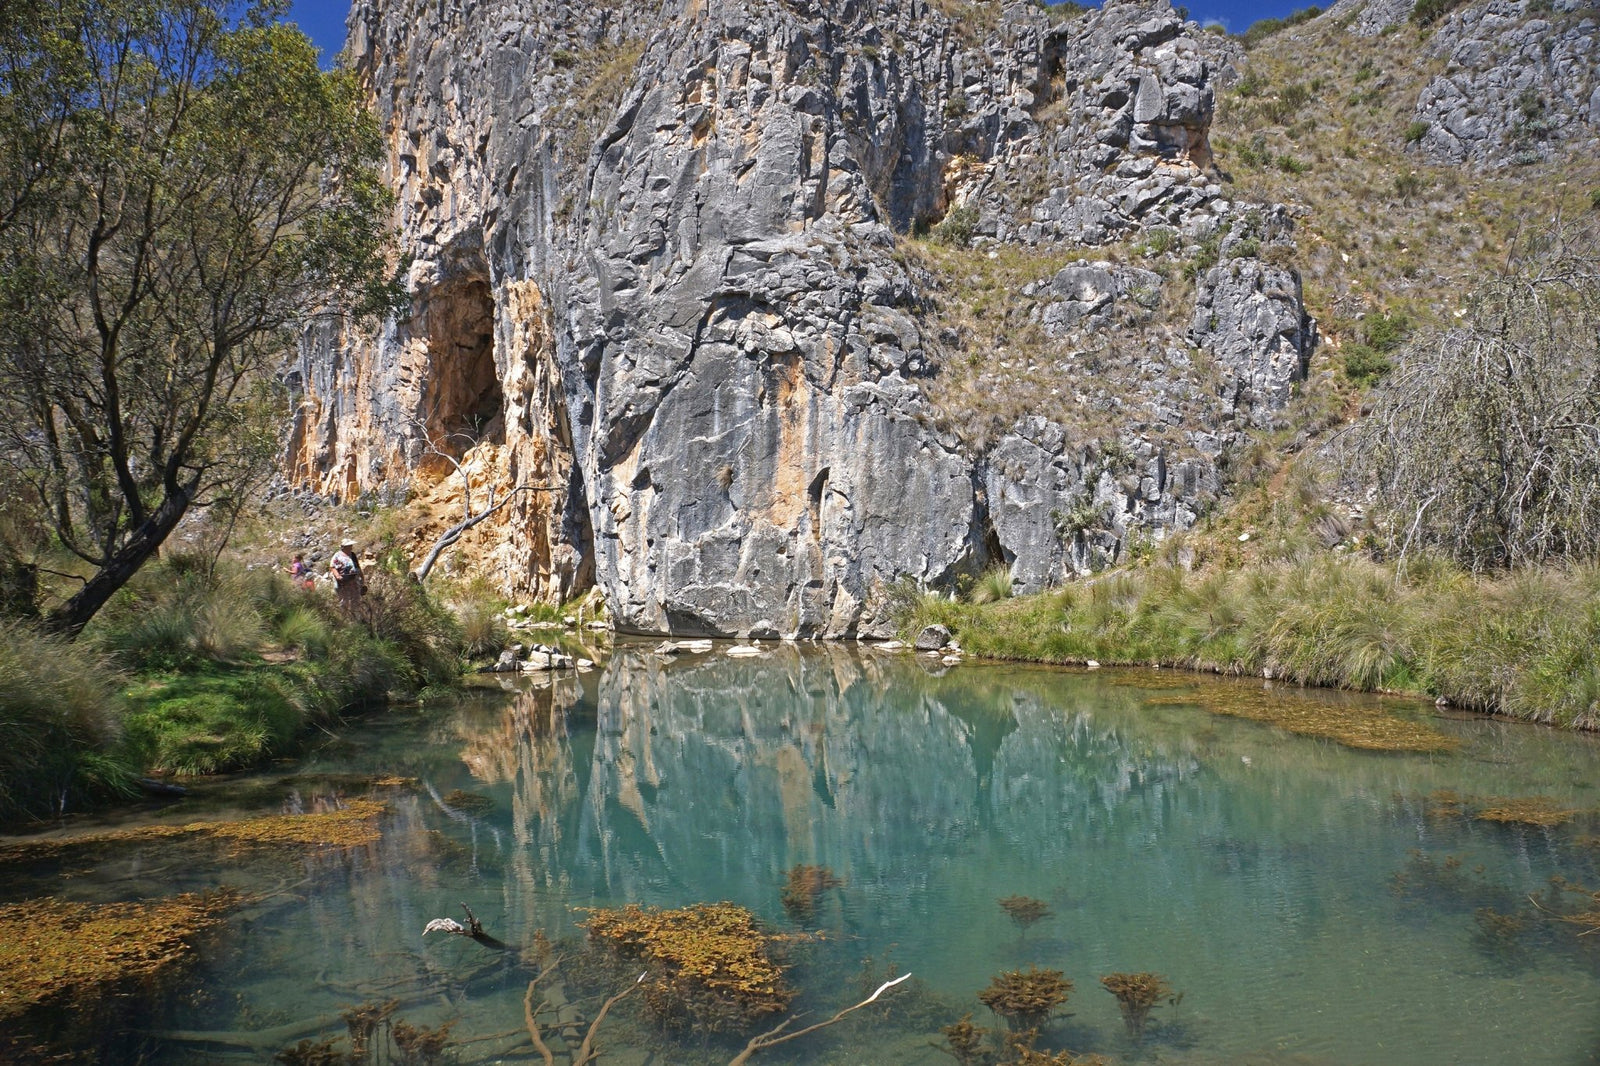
[0,551,475,824]
[903,553,1600,729]
[906,217,1600,731]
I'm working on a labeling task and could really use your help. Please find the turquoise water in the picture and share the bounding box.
[7,645,1600,1064]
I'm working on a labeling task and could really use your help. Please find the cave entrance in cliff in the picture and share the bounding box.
[421,275,503,464]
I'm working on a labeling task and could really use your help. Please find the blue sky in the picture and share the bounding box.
[287,0,1317,65]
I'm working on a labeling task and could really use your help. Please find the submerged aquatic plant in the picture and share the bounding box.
[1537,877,1600,938]
[1100,971,1178,1041]
[998,1028,1110,1065]
[275,1038,346,1066]
[341,998,398,1060]
[0,891,241,1025]
[1475,796,1578,828]
[582,902,794,1031]
[1144,688,1456,753]
[978,967,1073,1031]
[0,798,390,867]
[998,895,1053,938]
[942,1014,989,1065]
[1472,908,1531,956]
[780,864,843,923]
[390,1019,454,1066]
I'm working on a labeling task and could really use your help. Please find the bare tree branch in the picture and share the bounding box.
[727,973,912,1066]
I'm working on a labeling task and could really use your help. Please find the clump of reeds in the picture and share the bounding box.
[0,621,130,821]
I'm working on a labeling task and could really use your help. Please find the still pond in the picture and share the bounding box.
[4,644,1600,1064]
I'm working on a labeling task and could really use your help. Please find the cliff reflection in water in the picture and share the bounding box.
[453,647,1214,924]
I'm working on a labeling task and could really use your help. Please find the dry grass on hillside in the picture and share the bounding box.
[898,237,1205,451]
[1213,13,1600,353]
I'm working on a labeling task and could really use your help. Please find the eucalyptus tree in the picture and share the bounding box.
[0,0,398,634]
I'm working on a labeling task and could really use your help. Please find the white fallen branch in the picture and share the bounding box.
[727,973,912,1066]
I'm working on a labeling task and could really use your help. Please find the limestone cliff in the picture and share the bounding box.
[290,0,1317,636]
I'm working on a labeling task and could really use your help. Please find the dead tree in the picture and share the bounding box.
[408,423,550,582]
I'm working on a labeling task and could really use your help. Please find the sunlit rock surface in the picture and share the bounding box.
[290,0,1319,635]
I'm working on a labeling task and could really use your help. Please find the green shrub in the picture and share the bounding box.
[1262,82,1313,125]
[1235,70,1268,98]
[1393,172,1426,203]
[455,597,510,660]
[931,204,980,247]
[1233,134,1273,169]
[0,622,132,821]
[1410,0,1464,26]
[323,634,414,710]
[1589,187,1600,211]
[1342,343,1392,385]
[1242,8,1321,48]
[351,571,463,690]
[1403,120,1430,144]
[1361,309,1410,352]
[1136,227,1180,257]
[1035,0,1088,19]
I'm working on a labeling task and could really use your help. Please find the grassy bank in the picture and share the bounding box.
[903,555,1600,730]
[0,556,473,824]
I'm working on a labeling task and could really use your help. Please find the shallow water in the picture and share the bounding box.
[7,645,1600,1064]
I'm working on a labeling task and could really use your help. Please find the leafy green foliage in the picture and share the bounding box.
[0,0,399,635]
[1342,308,1411,385]
[931,204,980,247]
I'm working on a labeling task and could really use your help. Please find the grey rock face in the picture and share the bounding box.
[1412,0,1599,167]
[1327,0,1417,36]
[1033,262,1165,335]
[1192,257,1314,415]
[291,0,1314,636]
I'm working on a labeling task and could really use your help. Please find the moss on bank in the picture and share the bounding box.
[903,556,1600,730]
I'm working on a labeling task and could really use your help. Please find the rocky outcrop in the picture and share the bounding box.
[290,0,1315,636]
[1411,0,1599,167]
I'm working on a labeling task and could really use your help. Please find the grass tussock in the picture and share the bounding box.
[903,555,1600,729]
[0,623,132,822]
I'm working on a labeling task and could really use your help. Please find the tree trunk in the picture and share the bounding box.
[44,484,192,638]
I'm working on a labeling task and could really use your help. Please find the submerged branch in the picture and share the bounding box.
[523,980,556,1066]
[572,972,647,1066]
[727,973,912,1066]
